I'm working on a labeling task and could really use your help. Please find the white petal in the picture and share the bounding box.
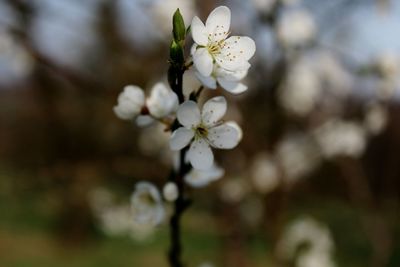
[147,82,178,118]
[136,115,154,127]
[224,36,256,61]
[205,6,231,42]
[193,48,214,77]
[191,16,208,46]
[217,78,248,94]
[177,101,201,128]
[208,121,242,149]
[201,96,227,126]
[113,85,145,120]
[188,139,214,170]
[131,182,165,226]
[195,71,217,89]
[170,127,194,150]
[216,67,248,82]
[184,165,225,188]
[120,85,145,104]
[215,53,251,72]
[215,36,255,72]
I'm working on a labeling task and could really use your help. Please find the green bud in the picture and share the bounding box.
[173,9,186,42]
[170,40,184,64]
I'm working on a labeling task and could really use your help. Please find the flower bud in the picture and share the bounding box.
[172,8,186,43]
[163,182,179,202]
[113,85,145,120]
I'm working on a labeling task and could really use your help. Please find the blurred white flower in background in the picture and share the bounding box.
[375,52,400,100]
[364,102,388,135]
[251,0,276,13]
[220,178,249,203]
[170,96,242,170]
[150,0,195,37]
[0,30,33,84]
[297,250,336,267]
[280,51,352,117]
[250,153,280,194]
[376,51,400,81]
[131,182,165,226]
[279,61,320,116]
[184,164,224,188]
[278,217,336,267]
[191,6,256,77]
[276,134,321,183]
[89,187,155,241]
[198,262,215,267]
[276,8,316,48]
[313,119,367,159]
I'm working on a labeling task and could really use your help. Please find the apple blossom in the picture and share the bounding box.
[136,82,179,125]
[113,85,145,120]
[276,8,316,48]
[170,96,242,170]
[313,120,366,159]
[191,6,256,77]
[131,182,165,226]
[278,217,336,267]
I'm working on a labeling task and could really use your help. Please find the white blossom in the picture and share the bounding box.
[150,0,195,38]
[163,182,179,202]
[364,102,388,135]
[146,82,179,118]
[220,178,249,203]
[280,51,352,117]
[136,82,179,125]
[279,62,320,116]
[113,85,145,120]
[277,8,316,48]
[276,134,320,182]
[298,250,336,267]
[191,6,256,77]
[194,62,249,94]
[89,188,155,241]
[250,153,280,194]
[313,120,367,158]
[131,182,165,226]
[251,0,276,13]
[170,96,242,170]
[184,164,225,188]
[278,217,336,267]
[375,52,400,99]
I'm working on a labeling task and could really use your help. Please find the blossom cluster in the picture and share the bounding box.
[112,6,255,227]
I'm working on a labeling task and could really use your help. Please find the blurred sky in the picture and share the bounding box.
[1,0,400,84]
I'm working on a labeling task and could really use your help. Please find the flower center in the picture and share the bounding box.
[208,42,221,55]
[195,125,208,139]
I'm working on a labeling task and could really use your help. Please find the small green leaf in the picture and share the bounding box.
[173,9,186,42]
[170,40,184,64]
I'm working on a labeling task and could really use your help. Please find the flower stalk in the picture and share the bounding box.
[168,9,190,267]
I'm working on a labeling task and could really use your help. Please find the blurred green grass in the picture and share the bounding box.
[0,172,398,267]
